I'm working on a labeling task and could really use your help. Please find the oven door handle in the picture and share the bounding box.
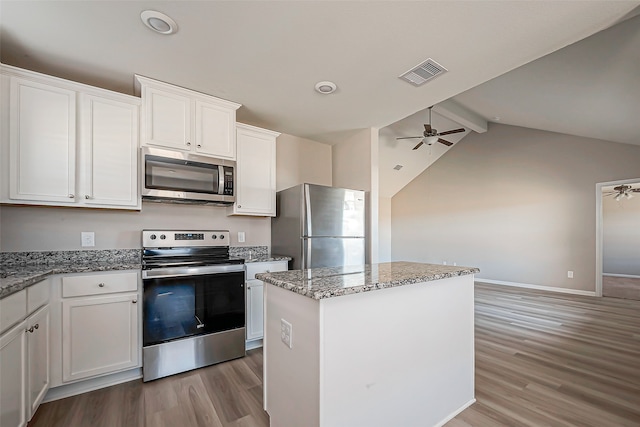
[142,264,245,279]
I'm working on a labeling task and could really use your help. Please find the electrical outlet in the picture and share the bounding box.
[281,318,292,349]
[443,261,447,265]
[238,231,246,243]
[453,262,457,266]
[81,232,95,247]
[567,271,574,279]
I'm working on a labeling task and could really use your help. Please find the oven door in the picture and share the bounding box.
[142,265,245,347]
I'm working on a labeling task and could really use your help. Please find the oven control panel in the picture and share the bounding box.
[142,230,230,248]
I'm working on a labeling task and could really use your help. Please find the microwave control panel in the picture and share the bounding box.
[223,167,234,196]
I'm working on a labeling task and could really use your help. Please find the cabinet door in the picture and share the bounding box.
[143,86,191,151]
[246,280,264,341]
[234,127,277,216]
[81,94,139,208]
[194,99,236,159]
[26,306,49,420]
[9,77,76,203]
[0,321,27,427]
[62,294,139,382]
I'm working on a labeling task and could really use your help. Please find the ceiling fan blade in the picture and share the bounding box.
[412,141,424,150]
[396,136,423,140]
[438,138,453,146]
[424,124,432,133]
[438,128,465,136]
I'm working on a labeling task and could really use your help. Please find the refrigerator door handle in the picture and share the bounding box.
[304,184,313,237]
[304,237,312,269]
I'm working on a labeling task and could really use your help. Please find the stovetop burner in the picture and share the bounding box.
[141,229,243,270]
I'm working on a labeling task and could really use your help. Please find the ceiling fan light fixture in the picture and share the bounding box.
[141,10,178,35]
[315,81,337,94]
[424,136,439,145]
[615,193,622,202]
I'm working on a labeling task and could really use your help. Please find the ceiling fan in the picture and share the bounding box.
[604,184,640,201]
[396,106,466,150]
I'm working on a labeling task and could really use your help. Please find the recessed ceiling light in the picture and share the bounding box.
[315,81,337,94]
[141,10,178,35]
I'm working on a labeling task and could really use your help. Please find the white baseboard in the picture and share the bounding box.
[603,273,640,279]
[43,368,142,403]
[246,338,263,351]
[476,279,596,296]
[435,398,476,427]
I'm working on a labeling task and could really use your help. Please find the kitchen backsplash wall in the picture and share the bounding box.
[0,202,271,252]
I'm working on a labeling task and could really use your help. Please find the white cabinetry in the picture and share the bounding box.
[245,261,288,346]
[0,64,140,210]
[0,320,27,427]
[0,279,50,427]
[136,75,241,160]
[59,272,140,383]
[228,124,280,217]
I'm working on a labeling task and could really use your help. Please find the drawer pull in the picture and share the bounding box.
[98,283,105,288]
[68,194,75,199]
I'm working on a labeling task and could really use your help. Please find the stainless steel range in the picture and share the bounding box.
[141,230,245,382]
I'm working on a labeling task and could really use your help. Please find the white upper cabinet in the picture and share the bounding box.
[0,64,141,210]
[136,75,240,160]
[229,123,280,217]
[9,77,76,203]
[80,94,139,207]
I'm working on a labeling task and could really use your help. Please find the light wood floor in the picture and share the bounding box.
[603,275,640,300]
[30,283,640,427]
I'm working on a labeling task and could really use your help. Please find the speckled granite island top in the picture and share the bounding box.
[255,261,479,300]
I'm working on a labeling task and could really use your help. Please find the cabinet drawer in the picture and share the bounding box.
[246,261,288,280]
[62,272,138,298]
[1,290,27,334]
[27,280,50,314]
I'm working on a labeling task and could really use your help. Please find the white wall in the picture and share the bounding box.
[332,128,379,263]
[603,190,640,275]
[0,202,270,251]
[276,133,332,192]
[392,123,640,292]
[378,196,392,262]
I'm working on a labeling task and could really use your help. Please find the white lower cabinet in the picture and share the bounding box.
[0,280,50,427]
[60,273,139,383]
[246,280,265,342]
[245,261,288,345]
[0,320,27,427]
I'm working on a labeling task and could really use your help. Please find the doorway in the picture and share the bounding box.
[596,178,640,300]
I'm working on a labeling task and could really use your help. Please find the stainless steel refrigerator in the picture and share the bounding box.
[272,183,366,270]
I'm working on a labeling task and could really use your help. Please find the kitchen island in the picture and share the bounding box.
[256,261,479,427]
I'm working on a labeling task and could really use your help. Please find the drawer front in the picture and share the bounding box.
[0,290,27,334]
[27,279,50,314]
[246,261,288,280]
[62,272,138,298]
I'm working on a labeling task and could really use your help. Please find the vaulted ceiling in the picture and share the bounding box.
[2,1,639,199]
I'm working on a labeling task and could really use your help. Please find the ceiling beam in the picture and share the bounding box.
[433,99,488,133]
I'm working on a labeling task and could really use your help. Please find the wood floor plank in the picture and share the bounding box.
[29,285,640,427]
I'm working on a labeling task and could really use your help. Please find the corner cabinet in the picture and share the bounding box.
[245,261,288,347]
[0,64,141,210]
[228,124,280,217]
[136,75,241,160]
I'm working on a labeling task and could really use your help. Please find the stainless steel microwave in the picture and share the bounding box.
[141,147,235,205]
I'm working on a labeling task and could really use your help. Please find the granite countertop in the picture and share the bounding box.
[0,262,141,299]
[243,255,291,263]
[255,261,480,300]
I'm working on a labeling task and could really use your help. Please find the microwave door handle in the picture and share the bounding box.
[218,165,225,195]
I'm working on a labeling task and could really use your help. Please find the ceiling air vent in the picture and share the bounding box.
[399,58,448,86]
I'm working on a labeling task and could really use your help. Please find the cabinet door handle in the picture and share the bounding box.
[132,300,137,304]
[238,205,242,208]
[186,142,191,146]
[68,194,75,198]
[85,195,93,199]
[197,144,202,148]
[27,326,34,333]
[34,323,39,330]
[98,283,105,287]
